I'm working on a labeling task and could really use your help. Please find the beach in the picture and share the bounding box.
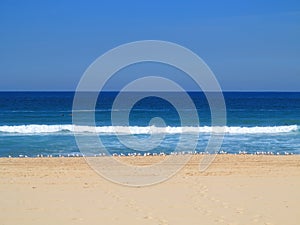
[1,0,300,224]
[1,155,299,225]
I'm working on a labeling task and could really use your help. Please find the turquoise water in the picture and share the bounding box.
[0,92,299,157]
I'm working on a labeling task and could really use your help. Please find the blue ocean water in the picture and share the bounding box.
[0,92,299,157]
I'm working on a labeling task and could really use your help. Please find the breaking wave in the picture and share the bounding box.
[0,124,298,134]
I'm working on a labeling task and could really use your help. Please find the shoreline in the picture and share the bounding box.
[1,151,297,159]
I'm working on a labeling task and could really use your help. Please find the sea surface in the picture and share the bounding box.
[0,92,299,157]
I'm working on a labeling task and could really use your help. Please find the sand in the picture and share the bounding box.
[0,155,300,225]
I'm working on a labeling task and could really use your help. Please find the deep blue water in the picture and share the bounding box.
[0,92,299,157]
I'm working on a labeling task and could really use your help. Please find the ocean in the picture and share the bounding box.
[0,92,299,157]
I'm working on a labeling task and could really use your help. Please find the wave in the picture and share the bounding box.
[0,124,298,134]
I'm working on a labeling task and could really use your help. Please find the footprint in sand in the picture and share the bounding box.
[235,207,244,214]
[158,218,169,225]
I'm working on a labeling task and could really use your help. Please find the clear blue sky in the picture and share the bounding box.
[0,0,299,91]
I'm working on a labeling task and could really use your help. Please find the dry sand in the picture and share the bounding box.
[0,155,300,225]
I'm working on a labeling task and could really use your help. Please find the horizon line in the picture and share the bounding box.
[0,90,300,92]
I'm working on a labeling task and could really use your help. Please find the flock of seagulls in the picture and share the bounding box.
[7,150,294,158]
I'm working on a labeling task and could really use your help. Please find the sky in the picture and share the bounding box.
[0,0,299,91]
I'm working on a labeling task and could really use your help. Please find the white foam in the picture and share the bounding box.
[0,124,298,134]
